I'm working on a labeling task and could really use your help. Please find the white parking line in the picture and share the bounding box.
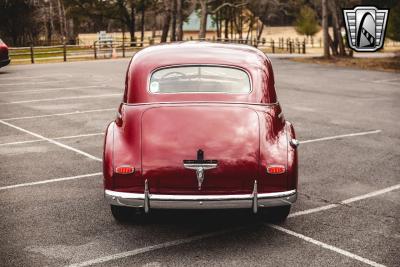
[0,80,71,86]
[0,85,106,94]
[0,120,102,162]
[0,132,104,147]
[371,78,400,85]
[269,224,385,267]
[0,173,102,191]
[65,222,386,267]
[289,183,400,218]
[3,93,121,104]
[0,74,73,80]
[66,228,242,267]
[300,130,381,144]
[2,108,115,121]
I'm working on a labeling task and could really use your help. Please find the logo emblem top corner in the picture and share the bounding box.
[343,6,389,52]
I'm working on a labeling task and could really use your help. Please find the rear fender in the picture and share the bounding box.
[103,105,144,191]
[286,121,298,190]
[257,105,289,192]
[103,121,115,189]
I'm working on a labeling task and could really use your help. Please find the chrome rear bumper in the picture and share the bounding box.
[105,181,297,213]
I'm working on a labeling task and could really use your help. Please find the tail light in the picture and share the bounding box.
[115,165,135,174]
[267,165,286,174]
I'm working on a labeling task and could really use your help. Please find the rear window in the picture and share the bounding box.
[149,66,251,93]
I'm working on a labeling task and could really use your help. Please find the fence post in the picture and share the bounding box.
[289,41,292,54]
[302,41,306,54]
[30,45,35,64]
[63,43,67,62]
[122,38,126,58]
[272,39,275,53]
[297,42,301,53]
[93,41,97,59]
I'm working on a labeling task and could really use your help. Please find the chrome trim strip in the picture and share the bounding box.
[290,139,300,148]
[252,180,258,213]
[123,101,279,107]
[105,189,297,210]
[144,179,150,213]
[183,163,218,169]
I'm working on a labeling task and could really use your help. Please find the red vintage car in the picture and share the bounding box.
[103,42,299,222]
[0,39,11,68]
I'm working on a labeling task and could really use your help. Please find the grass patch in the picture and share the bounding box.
[290,56,400,72]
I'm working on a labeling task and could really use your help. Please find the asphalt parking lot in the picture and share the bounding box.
[0,57,399,267]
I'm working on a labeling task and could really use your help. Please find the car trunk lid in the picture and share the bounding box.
[141,105,260,194]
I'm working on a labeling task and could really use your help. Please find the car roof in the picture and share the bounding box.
[125,42,276,104]
[131,41,271,70]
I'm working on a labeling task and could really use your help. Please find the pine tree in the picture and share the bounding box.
[295,6,319,38]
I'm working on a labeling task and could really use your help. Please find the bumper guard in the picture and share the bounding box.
[105,180,297,213]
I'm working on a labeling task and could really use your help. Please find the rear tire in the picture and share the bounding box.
[259,205,291,223]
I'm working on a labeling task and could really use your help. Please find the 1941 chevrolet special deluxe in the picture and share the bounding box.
[103,42,299,222]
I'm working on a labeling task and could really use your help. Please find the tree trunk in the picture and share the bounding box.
[322,0,330,57]
[246,16,253,43]
[230,7,233,39]
[238,5,243,40]
[130,0,136,46]
[161,0,171,43]
[57,0,64,40]
[176,0,183,41]
[329,0,346,56]
[140,0,145,46]
[224,15,229,40]
[171,0,177,41]
[216,10,221,39]
[199,0,208,39]
[61,1,68,43]
[257,20,264,42]
[47,1,54,45]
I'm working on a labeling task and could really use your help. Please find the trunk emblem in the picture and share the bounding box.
[183,149,218,190]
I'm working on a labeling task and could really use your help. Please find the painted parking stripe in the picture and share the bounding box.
[0,85,106,94]
[0,80,71,86]
[0,173,102,191]
[0,132,104,147]
[289,183,400,218]
[3,93,121,105]
[2,108,115,121]
[66,228,242,267]
[269,224,385,267]
[300,130,381,144]
[0,120,102,162]
[65,222,385,267]
[0,74,73,80]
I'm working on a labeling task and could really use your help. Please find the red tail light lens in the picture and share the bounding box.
[115,165,135,174]
[267,165,286,174]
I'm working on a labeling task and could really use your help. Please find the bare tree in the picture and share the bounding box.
[56,0,64,40]
[199,1,248,40]
[176,0,183,41]
[140,0,145,46]
[322,0,329,57]
[171,0,177,41]
[199,0,208,39]
[329,0,347,56]
[161,0,172,42]
[130,0,136,45]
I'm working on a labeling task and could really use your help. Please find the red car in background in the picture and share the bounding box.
[0,39,11,68]
[103,42,299,222]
